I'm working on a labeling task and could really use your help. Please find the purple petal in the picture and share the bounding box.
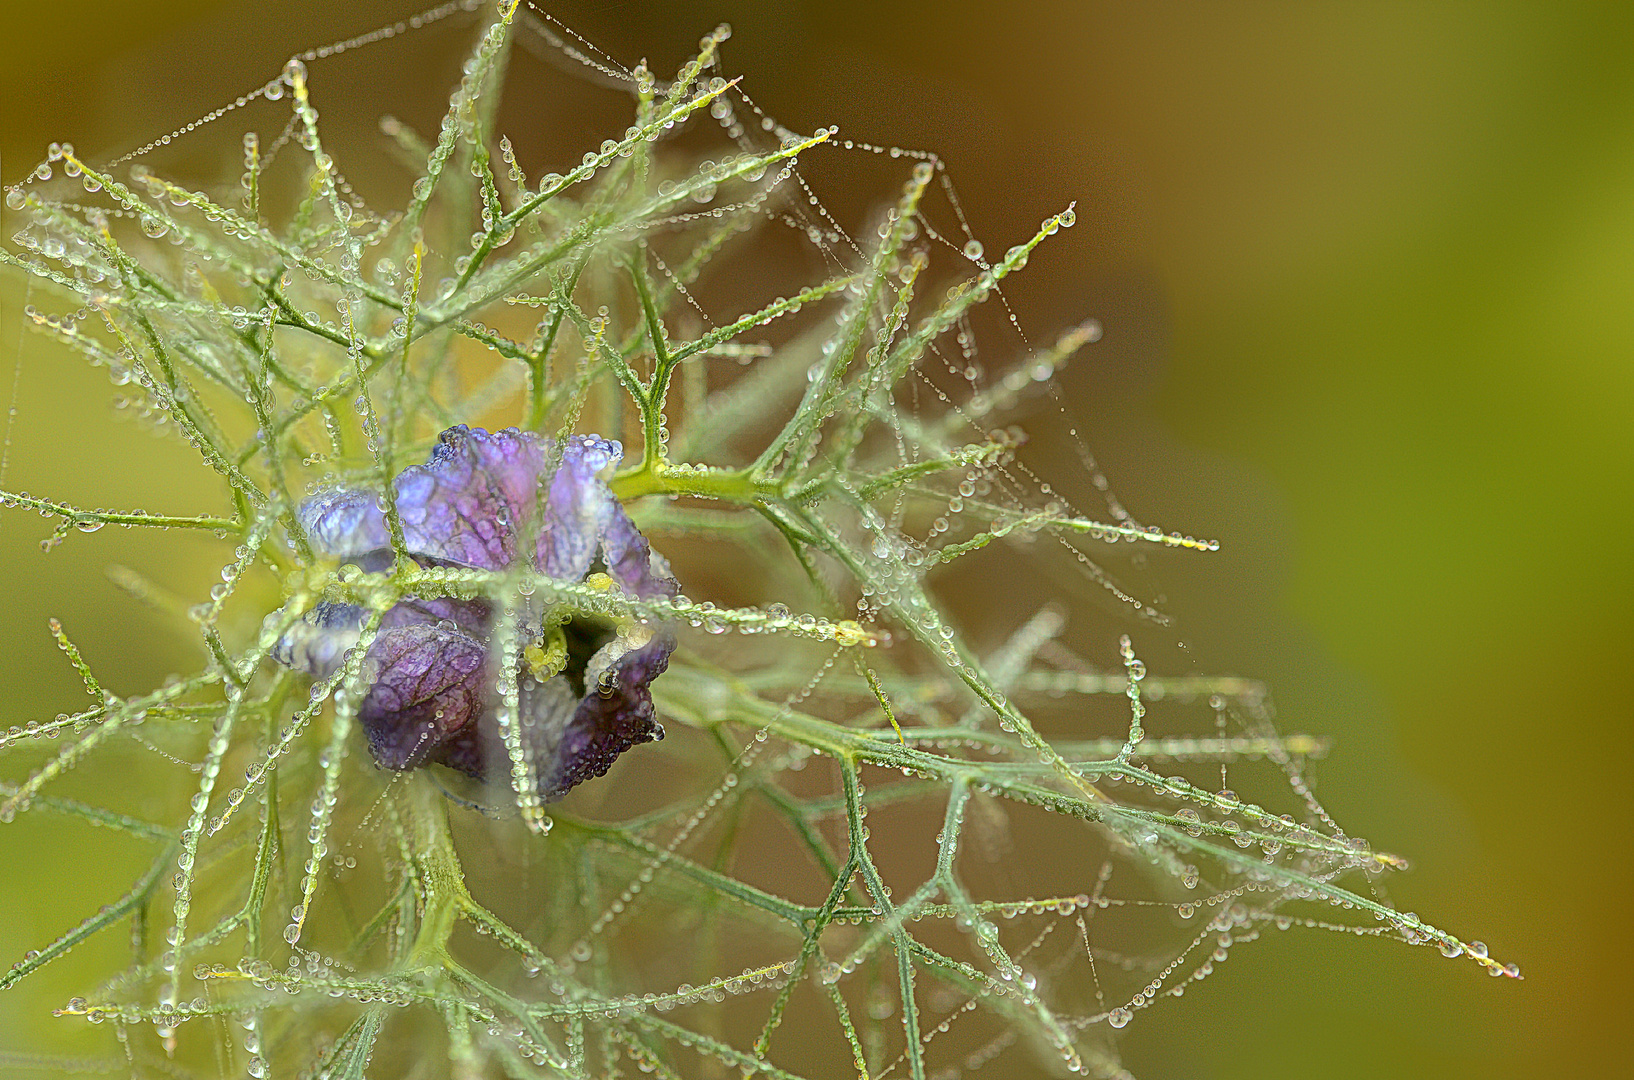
[358,624,489,771]
[429,673,573,782]
[270,601,366,680]
[273,594,492,681]
[537,434,622,581]
[383,595,492,637]
[295,427,676,598]
[600,499,680,598]
[429,636,672,801]
[393,425,547,570]
[299,488,388,561]
[538,636,672,799]
[279,425,679,800]
[537,435,678,597]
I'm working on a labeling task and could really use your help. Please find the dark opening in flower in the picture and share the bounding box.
[272,425,677,801]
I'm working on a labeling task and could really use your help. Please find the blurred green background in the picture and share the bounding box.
[2,2,1628,1077]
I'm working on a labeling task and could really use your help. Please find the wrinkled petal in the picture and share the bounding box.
[297,426,545,570]
[294,427,677,597]
[384,595,491,637]
[358,624,488,770]
[430,673,575,782]
[600,498,680,598]
[536,434,622,581]
[428,636,672,801]
[537,434,678,597]
[269,601,366,681]
[271,595,491,681]
[394,425,546,570]
[541,636,672,799]
[299,488,389,561]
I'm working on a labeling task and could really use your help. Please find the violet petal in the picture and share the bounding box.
[269,601,366,681]
[538,636,672,800]
[393,425,546,570]
[535,434,677,597]
[600,498,680,598]
[429,636,672,801]
[299,488,389,561]
[358,624,489,771]
[536,434,622,581]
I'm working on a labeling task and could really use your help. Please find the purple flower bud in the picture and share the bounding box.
[274,425,676,801]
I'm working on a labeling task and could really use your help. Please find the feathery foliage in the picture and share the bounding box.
[0,3,1516,1077]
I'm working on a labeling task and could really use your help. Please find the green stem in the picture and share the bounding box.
[611,463,779,503]
[401,773,470,971]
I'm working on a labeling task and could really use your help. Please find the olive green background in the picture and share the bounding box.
[2,2,1629,1077]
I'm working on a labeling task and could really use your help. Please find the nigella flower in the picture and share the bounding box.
[272,425,677,801]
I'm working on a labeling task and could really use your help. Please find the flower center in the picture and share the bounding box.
[525,614,620,697]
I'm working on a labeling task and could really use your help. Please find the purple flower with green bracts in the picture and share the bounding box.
[273,425,677,801]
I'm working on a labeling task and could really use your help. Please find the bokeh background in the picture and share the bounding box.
[2,2,1629,1077]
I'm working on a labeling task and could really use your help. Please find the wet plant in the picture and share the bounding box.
[0,2,1517,1077]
